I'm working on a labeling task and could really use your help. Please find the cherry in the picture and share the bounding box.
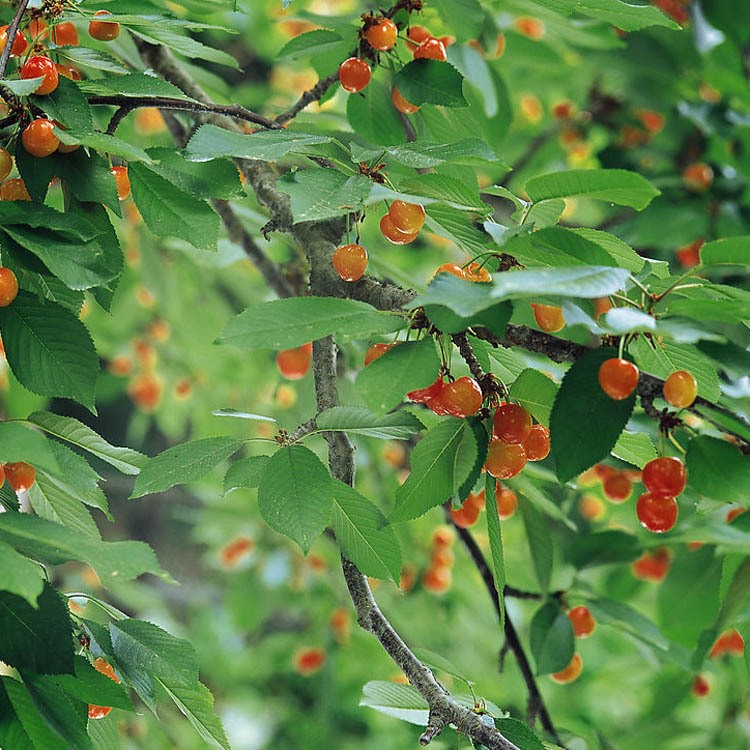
[276,342,313,380]
[128,373,164,411]
[464,262,492,283]
[602,471,631,503]
[691,674,710,697]
[54,62,79,81]
[27,18,47,38]
[89,10,120,41]
[522,424,550,461]
[365,17,397,51]
[0,178,30,201]
[22,119,60,158]
[578,494,605,520]
[676,239,703,268]
[636,109,665,134]
[294,647,326,675]
[431,525,455,547]
[531,303,565,333]
[88,657,120,720]
[709,628,744,658]
[450,498,480,528]
[568,606,596,638]
[466,489,486,510]
[438,35,455,48]
[631,548,670,581]
[21,55,59,95]
[0,147,11,182]
[593,297,613,321]
[550,653,582,684]
[493,403,532,444]
[636,492,678,533]
[380,214,418,244]
[683,162,713,192]
[0,25,27,56]
[111,166,130,200]
[338,57,371,93]
[364,342,391,366]
[514,16,545,39]
[0,268,19,307]
[135,107,166,135]
[726,507,746,524]
[392,87,420,114]
[663,370,697,409]
[414,38,447,61]
[439,376,483,418]
[430,546,455,567]
[389,200,425,234]
[422,564,452,594]
[218,535,254,569]
[333,243,367,282]
[552,101,573,120]
[434,263,466,280]
[406,25,431,51]
[642,456,686,497]
[53,21,79,46]
[485,440,527,480]
[407,376,444,404]
[496,485,518,520]
[598,358,639,400]
[3,461,35,492]
[0,464,4,486]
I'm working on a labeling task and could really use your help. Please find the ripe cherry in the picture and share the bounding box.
[709,628,744,658]
[682,162,713,192]
[514,16,545,39]
[88,658,120,720]
[531,303,565,333]
[663,370,697,409]
[485,440,527,480]
[294,647,326,675]
[365,17,397,51]
[333,243,367,282]
[676,239,703,268]
[598,358,639,400]
[276,342,313,380]
[691,674,710,697]
[422,564,452,594]
[434,263,466,279]
[550,653,582,684]
[0,268,19,306]
[431,545,455,567]
[636,109,665,134]
[603,471,631,502]
[392,87,419,114]
[464,262,492,283]
[578,494,605,520]
[364,342,390,366]
[389,200,426,234]
[407,376,444,404]
[726,507,746,524]
[406,25,431,51]
[0,25,27,56]
[111,166,130,200]
[414,37,447,61]
[496,485,518,520]
[53,21,79,46]
[89,10,120,41]
[466,489,486,510]
[128,373,164,411]
[593,297,613,321]
[338,57,371,93]
[0,147,11,182]
[631,548,671,581]
[636,492,678,533]
[21,55,58,95]
[0,178,30,201]
[522,424,550,461]
[22,119,60,158]
[568,606,596,638]
[380,214,418,244]
[642,456,686,497]
[218,535,254,569]
[3,461,35,492]
[493,403,532,444]
[431,525,455,547]
[440,376,483,418]
[450,498,480,528]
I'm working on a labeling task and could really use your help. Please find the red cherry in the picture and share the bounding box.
[514,16,545,40]
[380,214,418,245]
[522,424,550,461]
[364,342,390,366]
[365,17,398,51]
[111,166,131,200]
[3,461,35,492]
[392,87,420,114]
[0,268,19,306]
[338,57,371,93]
[531,303,565,333]
[691,674,710,697]
[439,376,483,418]
[682,162,713,192]
[53,21,79,45]
[414,37,447,61]
[431,525,455,547]
[726,507,746,524]
[676,239,703,268]
[631,548,671,581]
[389,200,425,234]
[663,370,697,409]
[642,457,686,497]
[333,243,367,282]
[550,653,582,684]
[406,25,431,51]
[293,647,326,675]
[710,628,744,658]
[450,499,480,528]
[485,440,527,479]
[0,24,27,56]
[602,471,632,502]
[496,484,518,520]
[407,376,444,405]
[276,342,313,380]
[567,606,596,638]
[636,492,678,533]
[598,358,639,400]
[89,10,120,41]
[493,403,532,444]
[0,178,30,202]
[20,55,58,95]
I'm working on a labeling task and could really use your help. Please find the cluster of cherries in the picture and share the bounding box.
[422,524,455,594]
[0,12,130,201]
[550,605,597,685]
[450,483,517,529]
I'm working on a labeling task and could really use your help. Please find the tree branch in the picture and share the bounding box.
[0,0,29,79]
[275,70,340,126]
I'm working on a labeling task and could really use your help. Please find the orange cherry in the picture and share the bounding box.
[22,119,60,158]
[514,16,545,39]
[111,166,131,200]
[392,87,420,114]
[0,178,30,201]
[439,376,483,418]
[87,657,120,719]
[389,200,425,234]
[380,214,418,244]
[338,57,371,93]
[430,545,455,567]
[493,403,532,444]
[407,376,444,404]
[0,24,27,56]
[636,492,678,533]
[531,303,565,333]
[522,424,550,461]
[676,239,703,268]
[642,457,686,497]
[0,268,19,306]
[414,37,447,61]
[598,358,639,400]
[550,653,582,684]
[636,109,665,134]
[89,10,120,41]
[496,484,518,520]
[726,507,746,524]
[682,162,713,192]
[631,548,671,582]
[3,461,35,492]
[450,498,480,528]
[593,297,613,321]
[466,489,486,510]
[365,17,398,51]
[406,25,431,51]
[434,263,466,280]
[293,647,326,675]
[53,21,79,46]
[464,262,492,283]
[276,342,313,380]
[567,606,596,638]
[431,525,455,547]
[663,370,697,409]
[333,243,367,282]
[422,564,452,594]
[485,440,527,479]
[364,342,390,366]
[602,471,632,502]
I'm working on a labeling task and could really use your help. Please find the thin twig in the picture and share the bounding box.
[0,0,29,80]
[275,70,340,126]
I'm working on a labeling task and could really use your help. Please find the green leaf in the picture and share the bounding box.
[572,228,645,273]
[316,407,424,439]
[528,227,616,267]
[129,163,220,251]
[700,237,750,265]
[393,174,489,214]
[525,169,660,210]
[574,0,681,29]
[132,437,242,498]
[384,139,499,169]
[424,204,493,256]
[686,437,750,504]
[509,369,559,427]
[57,45,129,74]
[550,348,636,484]
[22,675,91,749]
[412,648,474,686]
[54,129,153,163]
[587,597,669,651]
[0,78,45,96]
[520,499,553,592]
[331,481,401,581]
[28,476,100,539]
[277,28,344,59]
[429,0,484,41]
[223,456,270,494]
[221,297,403,350]
[27,411,147,475]
[567,530,641,569]
[0,582,74,674]
[186,125,331,161]
[347,80,407,146]
[355,339,440,414]
[0,294,98,410]
[485,475,505,631]
[0,541,44,605]
[132,27,238,68]
[54,656,132,710]
[3,677,68,750]
[390,419,476,523]
[0,513,167,585]
[394,60,467,108]
[494,718,546,750]
[145,148,242,201]
[78,72,194,99]
[160,681,230,750]
[30,77,93,133]
[279,170,372,223]
[50,150,121,214]
[359,681,429,725]
[612,431,658,468]
[257,446,332,553]
[457,419,490,502]
[530,601,574,675]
